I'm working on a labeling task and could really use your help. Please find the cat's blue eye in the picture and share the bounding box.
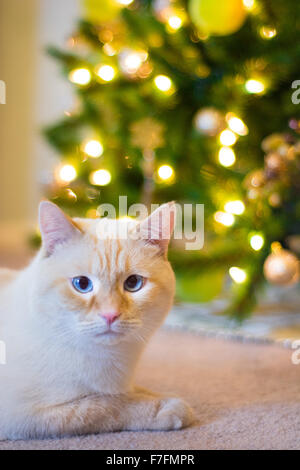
[124,275,144,293]
[72,276,93,294]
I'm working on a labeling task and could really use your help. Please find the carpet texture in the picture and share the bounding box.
[1,329,299,450]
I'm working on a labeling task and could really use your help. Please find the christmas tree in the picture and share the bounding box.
[44,0,300,318]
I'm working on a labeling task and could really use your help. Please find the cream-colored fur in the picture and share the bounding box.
[0,202,193,440]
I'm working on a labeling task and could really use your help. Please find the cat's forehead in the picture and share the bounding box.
[71,217,157,276]
[74,217,138,239]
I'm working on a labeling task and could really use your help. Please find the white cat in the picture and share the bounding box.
[0,201,193,440]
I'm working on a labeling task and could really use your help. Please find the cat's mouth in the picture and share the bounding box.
[94,330,121,337]
[92,329,125,345]
[93,326,124,338]
[85,320,141,343]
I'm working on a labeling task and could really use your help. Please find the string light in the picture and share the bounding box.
[96,65,115,82]
[89,169,111,186]
[83,139,103,158]
[167,15,183,31]
[122,52,142,73]
[56,164,77,183]
[226,113,248,136]
[218,147,236,167]
[229,267,247,283]
[249,233,265,251]
[260,26,277,39]
[219,129,237,146]
[224,200,245,215]
[69,68,91,86]
[119,49,147,74]
[158,164,174,181]
[214,211,235,227]
[154,75,173,93]
[245,79,265,94]
[103,43,117,56]
[116,0,134,5]
[243,0,255,11]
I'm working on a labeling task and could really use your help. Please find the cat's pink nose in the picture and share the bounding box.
[100,312,120,326]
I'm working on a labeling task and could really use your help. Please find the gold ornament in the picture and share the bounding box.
[194,107,225,136]
[189,0,247,36]
[263,243,300,286]
[130,118,165,152]
[83,0,121,23]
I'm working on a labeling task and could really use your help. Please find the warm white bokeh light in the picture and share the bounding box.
[116,0,134,5]
[154,75,173,92]
[83,140,104,158]
[103,43,117,57]
[243,0,255,11]
[125,53,142,72]
[96,65,115,82]
[214,211,235,227]
[245,79,265,94]
[219,129,237,146]
[226,115,248,136]
[69,68,91,86]
[229,267,247,283]
[250,234,265,251]
[57,164,77,183]
[119,50,147,74]
[225,200,245,215]
[167,15,183,30]
[218,147,236,167]
[260,26,277,39]
[158,164,174,181]
[90,169,111,186]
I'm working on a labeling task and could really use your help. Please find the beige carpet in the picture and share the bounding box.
[1,329,300,450]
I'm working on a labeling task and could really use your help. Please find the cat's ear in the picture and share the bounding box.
[39,201,81,256]
[136,202,176,256]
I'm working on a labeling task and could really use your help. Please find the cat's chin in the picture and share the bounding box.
[92,331,125,346]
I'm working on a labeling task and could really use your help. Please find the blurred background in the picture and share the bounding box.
[0,0,299,338]
[0,0,80,247]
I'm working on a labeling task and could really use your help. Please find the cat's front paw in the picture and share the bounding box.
[153,397,194,431]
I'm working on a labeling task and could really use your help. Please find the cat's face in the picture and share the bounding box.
[34,202,176,347]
